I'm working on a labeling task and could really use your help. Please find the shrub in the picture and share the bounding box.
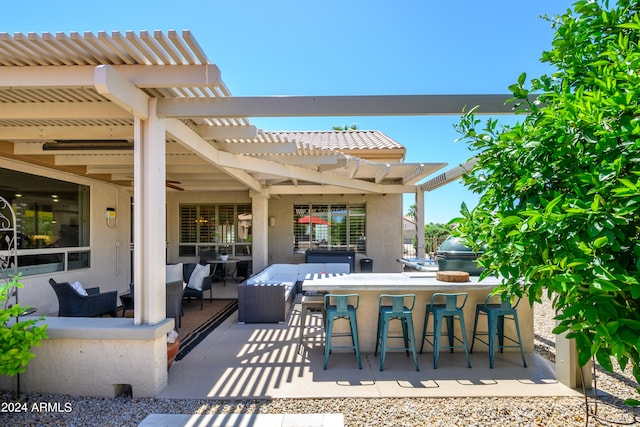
[453,0,640,406]
[0,274,48,376]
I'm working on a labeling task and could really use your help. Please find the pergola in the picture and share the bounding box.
[0,30,520,326]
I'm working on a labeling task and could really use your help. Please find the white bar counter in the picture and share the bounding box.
[303,272,533,354]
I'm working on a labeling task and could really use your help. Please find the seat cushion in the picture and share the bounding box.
[70,281,88,296]
[166,263,184,283]
[271,264,299,277]
[297,263,323,282]
[322,263,351,274]
[187,263,209,291]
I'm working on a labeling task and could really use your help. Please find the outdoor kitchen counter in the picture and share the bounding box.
[302,272,533,354]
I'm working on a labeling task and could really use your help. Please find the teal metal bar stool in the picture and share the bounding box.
[323,293,362,370]
[420,292,472,369]
[374,294,420,371]
[471,294,527,368]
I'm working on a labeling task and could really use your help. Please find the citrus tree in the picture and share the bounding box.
[452,0,640,405]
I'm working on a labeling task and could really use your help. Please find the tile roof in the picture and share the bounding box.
[268,130,405,151]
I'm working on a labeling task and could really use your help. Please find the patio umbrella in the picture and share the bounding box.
[297,215,331,226]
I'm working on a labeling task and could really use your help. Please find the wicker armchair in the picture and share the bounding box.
[234,260,251,282]
[48,278,118,317]
[166,280,185,328]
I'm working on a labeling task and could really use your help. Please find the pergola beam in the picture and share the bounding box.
[269,184,414,195]
[214,140,296,154]
[0,64,221,88]
[198,125,257,140]
[166,118,391,194]
[256,154,342,166]
[94,65,149,119]
[1,126,133,141]
[0,125,260,143]
[0,102,128,120]
[419,158,479,192]
[157,94,537,118]
[165,118,264,192]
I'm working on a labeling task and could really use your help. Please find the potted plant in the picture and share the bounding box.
[166,329,180,369]
[0,274,48,377]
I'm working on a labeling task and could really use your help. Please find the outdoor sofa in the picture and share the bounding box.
[237,262,351,323]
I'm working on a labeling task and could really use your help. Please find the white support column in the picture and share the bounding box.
[133,98,167,325]
[250,190,269,273]
[415,189,425,259]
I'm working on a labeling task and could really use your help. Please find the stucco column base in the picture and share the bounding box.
[555,331,592,390]
[0,317,175,398]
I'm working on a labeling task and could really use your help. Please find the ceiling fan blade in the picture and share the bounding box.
[123,177,184,191]
[165,182,185,191]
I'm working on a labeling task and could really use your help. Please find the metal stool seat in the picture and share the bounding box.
[323,293,362,370]
[420,292,472,369]
[471,294,527,368]
[374,294,419,371]
[298,294,326,349]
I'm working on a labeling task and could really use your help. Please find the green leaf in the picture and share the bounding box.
[593,236,608,248]
[596,348,614,372]
[552,324,569,335]
[617,178,637,190]
[592,279,621,292]
[501,216,521,225]
[578,348,592,367]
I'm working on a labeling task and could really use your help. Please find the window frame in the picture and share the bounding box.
[178,203,252,257]
[293,203,366,254]
[0,167,91,276]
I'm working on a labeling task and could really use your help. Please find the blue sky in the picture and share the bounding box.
[2,0,574,223]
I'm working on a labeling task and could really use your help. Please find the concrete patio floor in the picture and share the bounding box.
[159,285,582,400]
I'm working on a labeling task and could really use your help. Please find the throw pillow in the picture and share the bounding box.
[166,263,183,283]
[70,280,88,296]
[187,263,209,291]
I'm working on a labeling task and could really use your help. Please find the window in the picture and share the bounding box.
[0,168,91,276]
[293,203,366,254]
[179,204,252,257]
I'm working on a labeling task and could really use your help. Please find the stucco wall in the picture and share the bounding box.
[0,317,174,397]
[166,191,404,272]
[165,190,252,264]
[266,194,404,273]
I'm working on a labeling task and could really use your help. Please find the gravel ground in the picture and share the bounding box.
[2,296,639,427]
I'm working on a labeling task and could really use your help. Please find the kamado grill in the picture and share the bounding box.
[436,236,485,276]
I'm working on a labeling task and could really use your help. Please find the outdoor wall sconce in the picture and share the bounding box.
[269,216,276,227]
[106,207,117,228]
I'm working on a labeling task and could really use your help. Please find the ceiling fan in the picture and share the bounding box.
[165,180,185,191]
[126,177,184,191]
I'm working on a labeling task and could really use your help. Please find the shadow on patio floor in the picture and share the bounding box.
[159,301,582,400]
